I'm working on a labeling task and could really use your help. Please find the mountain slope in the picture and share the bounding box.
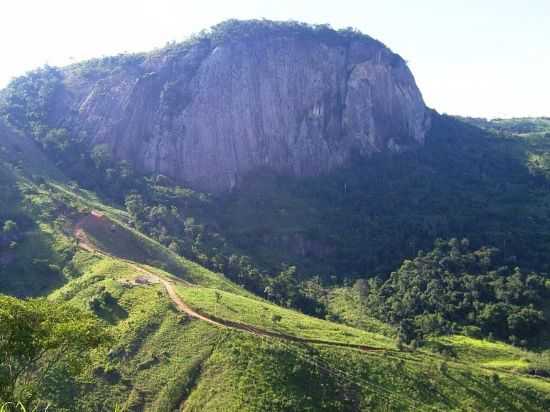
[0,165,546,411]
[0,120,73,296]
[3,20,550,412]
[0,20,429,193]
[50,246,550,411]
[7,22,550,283]
[1,143,549,410]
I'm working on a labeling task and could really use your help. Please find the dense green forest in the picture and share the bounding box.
[364,238,550,345]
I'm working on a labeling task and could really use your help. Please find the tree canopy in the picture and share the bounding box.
[0,295,108,407]
[363,239,550,345]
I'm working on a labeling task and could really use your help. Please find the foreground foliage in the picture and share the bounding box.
[0,295,107,408]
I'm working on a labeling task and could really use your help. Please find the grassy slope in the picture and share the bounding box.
[35,187,550,410]
[43,250,550,411]
[176,285,392,347]
[2,121,550,410]
[184,331,550,411]
[48,253,221,411]
[5,201,550,411]
[6,182,550,410]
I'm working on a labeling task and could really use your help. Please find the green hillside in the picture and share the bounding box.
[3,65,550,411]
[1,149,549,410]
[24,229,550,411]
[38,247,550,411]
[0,124,73,296]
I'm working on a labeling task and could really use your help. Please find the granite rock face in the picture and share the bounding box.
[54,22,431,192]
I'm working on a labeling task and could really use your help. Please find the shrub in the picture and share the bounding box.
[2,220,17,235]
[462,325,482,339]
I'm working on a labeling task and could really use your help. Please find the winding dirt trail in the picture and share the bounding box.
[159,276,388,352]
[74,212,389,353]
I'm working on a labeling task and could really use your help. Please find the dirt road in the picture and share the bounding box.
[74,212,389,352]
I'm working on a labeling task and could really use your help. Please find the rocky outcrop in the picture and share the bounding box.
[52,20,430,192]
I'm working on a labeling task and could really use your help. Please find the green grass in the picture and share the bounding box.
[49,182,129,222]
[0,175,76,296]
[47,252,223,411]
[420,335,550,394]
[482,359,530,370]
[0,228,67,295]
[432,335,527,365]
[183,331,550,412]
[176,285,401,348]
[41,243,550,411]
[0,402,51,412]
[47,251,550,410]
[5,234,544,411]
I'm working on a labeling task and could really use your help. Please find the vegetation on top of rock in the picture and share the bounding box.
[5,68,550,330]
[66,53,146,80]
[159,19,384,55]
[205,19,379,46]
[3,18,550,410]
[0,66,62,137]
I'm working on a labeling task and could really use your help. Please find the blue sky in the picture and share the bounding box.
[1,0,548,118]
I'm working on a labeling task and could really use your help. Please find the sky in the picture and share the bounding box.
[0,0,548,118]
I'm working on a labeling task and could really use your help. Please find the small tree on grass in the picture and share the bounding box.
[395,337,405,352]
[271,314,282,324]
[398,319,417,344]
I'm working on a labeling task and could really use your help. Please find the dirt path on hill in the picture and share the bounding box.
[74,214,99,253]
[158,276,388,352]
[74,212,389,353]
